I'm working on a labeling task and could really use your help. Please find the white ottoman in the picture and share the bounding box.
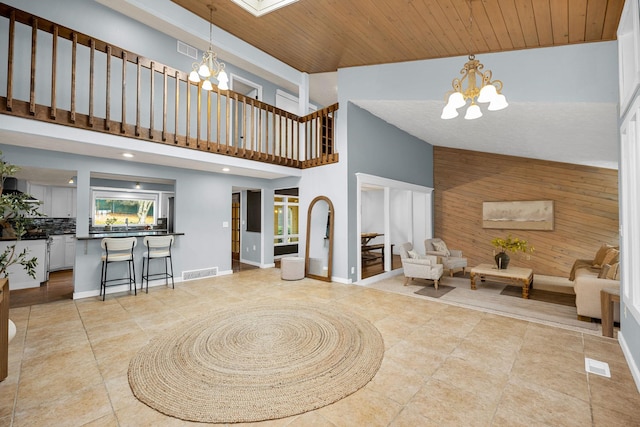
[281,257,305,281]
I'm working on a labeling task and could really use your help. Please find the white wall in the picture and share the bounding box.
[616,0,640,393]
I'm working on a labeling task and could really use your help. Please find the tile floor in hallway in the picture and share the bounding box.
[2,267,640,426]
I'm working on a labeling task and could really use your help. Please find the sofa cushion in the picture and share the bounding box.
[408,249,420,259]
[592,244,618,268]
[598,264,611,279]
[574,266,599,279]
[606,262,620,280]
[601,248,619,267]
[432,240,450,256]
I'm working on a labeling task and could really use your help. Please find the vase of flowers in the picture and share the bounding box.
[490,235,533,269]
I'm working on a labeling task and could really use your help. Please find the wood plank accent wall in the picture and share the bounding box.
[433,147,619,278]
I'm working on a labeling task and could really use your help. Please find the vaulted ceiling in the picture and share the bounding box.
[161,1,626,169]
[171,0,624,73]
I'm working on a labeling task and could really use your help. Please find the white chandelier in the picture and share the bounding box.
[188,5,229,91]
[440,54,508,120]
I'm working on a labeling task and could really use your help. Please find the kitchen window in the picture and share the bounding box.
[92,190,159,226]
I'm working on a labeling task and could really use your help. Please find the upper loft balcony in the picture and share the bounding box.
[0,4,338,170]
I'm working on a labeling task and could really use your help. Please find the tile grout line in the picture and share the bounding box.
[9,305,32,427]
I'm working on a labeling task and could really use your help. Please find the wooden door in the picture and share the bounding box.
[231,193,240,260]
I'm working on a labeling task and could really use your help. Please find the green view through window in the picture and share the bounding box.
[93,190,158,226]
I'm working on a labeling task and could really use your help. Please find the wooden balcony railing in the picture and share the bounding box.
[0,4,338,168]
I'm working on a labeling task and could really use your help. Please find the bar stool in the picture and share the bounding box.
[141,235,174,293]
[100,237,137,301]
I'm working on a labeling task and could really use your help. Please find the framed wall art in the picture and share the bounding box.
[482,200,554,231]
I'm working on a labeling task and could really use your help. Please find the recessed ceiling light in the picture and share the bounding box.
[123,153,134,158]
[222,167,230,172]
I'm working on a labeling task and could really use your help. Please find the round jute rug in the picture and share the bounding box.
[128,302,384,423]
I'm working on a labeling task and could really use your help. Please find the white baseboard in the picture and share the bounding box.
[618,330,640,393]
[357,269,403,286]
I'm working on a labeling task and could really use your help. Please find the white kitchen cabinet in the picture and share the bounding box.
[26,183,51,216]
[49,235,65,271]
[64,235,76,269]
[50,187,76,218]
[50,235,75,271]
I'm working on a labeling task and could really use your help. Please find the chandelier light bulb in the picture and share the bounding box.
[202,79,214,91]
[446,92,466,109]
[217,70,229,90]
[198,63,211,78]
[188,70,201,83]
[477,84,497,103]
[488,94,509,111]
[441,105,459,119]
[464,103,483,120]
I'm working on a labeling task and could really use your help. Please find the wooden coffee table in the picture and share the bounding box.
[470,263,534,299]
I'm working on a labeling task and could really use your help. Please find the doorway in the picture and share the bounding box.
[230,74,262,149]
[232,192,240,261]
[356,173,434,282]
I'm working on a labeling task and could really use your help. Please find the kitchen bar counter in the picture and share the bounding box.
[0,239,48,290]
[0,236,50,241]
[73,232,185,299]
[76,231,184,240]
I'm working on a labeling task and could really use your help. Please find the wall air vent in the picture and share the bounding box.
[182,267,218,281]
[177,41,198,60]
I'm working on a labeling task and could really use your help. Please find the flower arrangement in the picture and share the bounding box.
[491,235,533,253]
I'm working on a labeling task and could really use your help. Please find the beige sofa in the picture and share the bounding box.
[571,244,620,322]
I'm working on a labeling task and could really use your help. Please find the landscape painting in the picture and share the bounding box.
[482,200,554,230]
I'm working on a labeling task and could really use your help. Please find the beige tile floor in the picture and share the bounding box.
[2,267,640,426]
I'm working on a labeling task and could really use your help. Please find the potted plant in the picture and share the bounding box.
[0,151,43,350]
[490,234,533,269]
[0,151,43,279]
[104,217,117,231]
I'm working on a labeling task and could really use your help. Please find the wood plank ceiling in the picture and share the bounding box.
[171,0,625,74]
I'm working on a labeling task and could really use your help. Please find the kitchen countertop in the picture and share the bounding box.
[76,231,184,240]
[0,236,49,241]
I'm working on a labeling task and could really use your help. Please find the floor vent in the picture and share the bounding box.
[182,267,218,281]
[585,357,611,378]
[177,41,198,59]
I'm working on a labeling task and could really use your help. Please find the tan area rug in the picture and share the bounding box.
[500,285,576,307]
[414,284,455,298]
[128,302,384,423]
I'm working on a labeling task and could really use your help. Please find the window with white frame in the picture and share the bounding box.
[92,189,159,226]
[273,195,299,245]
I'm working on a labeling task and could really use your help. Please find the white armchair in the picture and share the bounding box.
[398,242,444,289]
[424,238,467,277]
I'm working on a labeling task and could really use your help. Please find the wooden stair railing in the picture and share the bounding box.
[0,3,338,168]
